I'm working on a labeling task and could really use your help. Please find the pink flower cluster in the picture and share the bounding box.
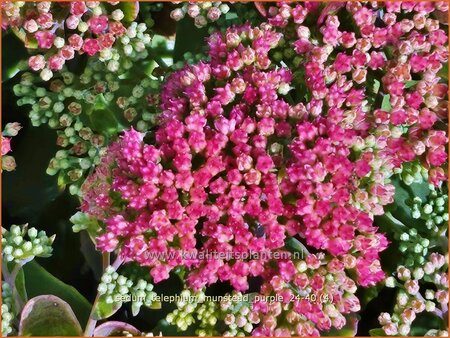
[80,2,449,335]
[85,25,295,291]
[253,253,361,336]
[266,1,448,187]
[2,1,135,79]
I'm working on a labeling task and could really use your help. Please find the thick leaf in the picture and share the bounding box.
[80,231,103,280]
[173,17,208,62]
[15,267,28,305]
[119,2,140,22]
[284,236,309,259]
[22,261,91,327]
[2,124,62,221]
[405,80,418,89]
[388,176,430,227]
[94,321,140,336]
[19,295,82,336]
[381,94,392,112]
[92,294,122,320]
[369,328,386,336]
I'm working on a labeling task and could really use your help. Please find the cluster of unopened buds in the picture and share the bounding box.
[1,224,54,264]
[2,1,152,80]
[166,289,256,336]
[96,266,160,317]
[13,49,159,195]
[411,185,448,233]
[1,122,22,172]
[380,253,448,336]
[170,2,230,28]
[1,282,14,336]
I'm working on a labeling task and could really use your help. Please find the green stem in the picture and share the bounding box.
[2,262,25,314]
[148,48,169,70]
[83,254,123,337]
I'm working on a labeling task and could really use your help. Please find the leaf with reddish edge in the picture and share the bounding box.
[94,321,141,336]
[119,2,140,22]
[19,295,82,336]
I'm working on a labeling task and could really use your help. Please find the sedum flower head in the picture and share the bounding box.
[1,224,54,264]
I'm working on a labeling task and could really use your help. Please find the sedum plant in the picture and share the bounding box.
[2,1,448,337]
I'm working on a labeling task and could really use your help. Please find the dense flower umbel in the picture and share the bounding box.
[2,1,151,80]
[266,1,448,187]
[80,24,391,335]
[167,289,258,336]
[1,224,55,264]
[84,25,296,291]
[283,117,388,286]
[79,3,449,335]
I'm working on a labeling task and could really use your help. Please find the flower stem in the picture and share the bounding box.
[83,253,123,337]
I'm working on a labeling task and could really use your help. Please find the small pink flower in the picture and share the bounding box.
[66,15,80,30]
[60,46,75,60]
[70,1,87,16]
[23,19,38,33]
[88,15,109,35]
[37,12,53,29]
[35,30,55,49]
[82,38,100,56]
[68,34,83,50]
[1,137,12,156]
[47,54,65,71]
[28,55,46,71]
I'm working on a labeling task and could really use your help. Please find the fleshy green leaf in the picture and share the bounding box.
[92,294,122,320]
[405,80,418,89]
[119,2,140,22]
[369,328,386,336]
[381,94,392,112]
[19,295,82,336]
[15,267,28,305]
[22,261,91,327]
[284,237,309,259]
[173,17,208,62]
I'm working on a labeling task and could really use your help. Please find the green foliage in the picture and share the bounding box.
[22,261,91,327]
[19,295,82,336]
